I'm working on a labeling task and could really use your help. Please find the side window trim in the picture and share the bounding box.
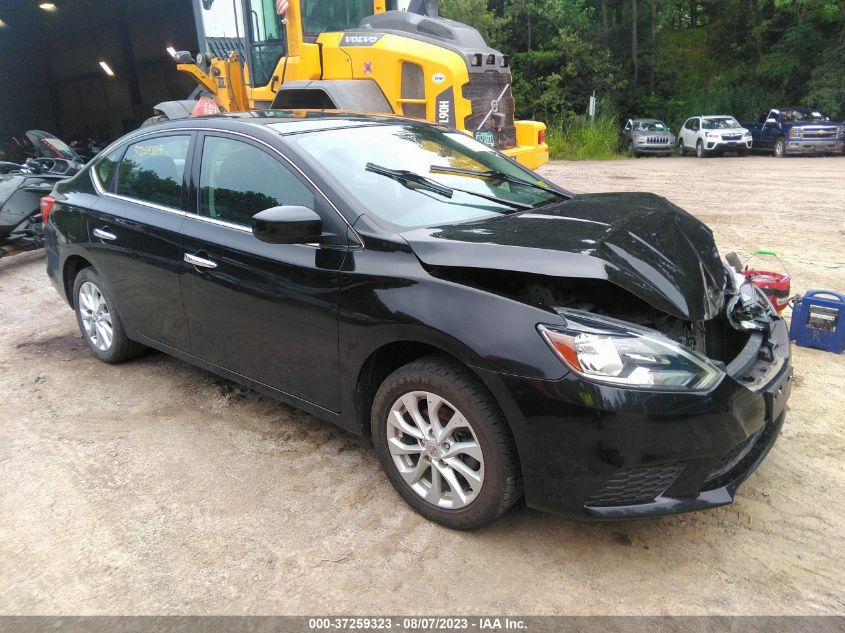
[112,131,196,212]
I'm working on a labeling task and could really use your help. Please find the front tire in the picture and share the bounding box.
[627,141,636,157]
[696,139,707,158]
[371,356,521,529]
[774,137,786,158]
[679,139,687,156]
[73,267,146,363]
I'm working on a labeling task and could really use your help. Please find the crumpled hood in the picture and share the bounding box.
[401,192,727,321]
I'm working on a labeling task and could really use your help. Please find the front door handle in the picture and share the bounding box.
[93,228,117,241]
[184,252,217,269]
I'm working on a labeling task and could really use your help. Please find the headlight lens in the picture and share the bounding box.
[743,131,752,138]
[790,127,803,138]
[636,137,647,144]
[538,312,724,392]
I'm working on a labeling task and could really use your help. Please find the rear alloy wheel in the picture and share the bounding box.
[775,137,786,158]
[372,356,521,529]
[696,139,707,158]
[73,267,146,363]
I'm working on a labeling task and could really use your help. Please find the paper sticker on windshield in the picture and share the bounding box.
[340,33,384,47]
[475,130,495,147]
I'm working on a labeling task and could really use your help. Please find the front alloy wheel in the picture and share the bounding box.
[372,356,521,529]
[386,391,484,509]
[775,137,786,158]
[696,139,706,158]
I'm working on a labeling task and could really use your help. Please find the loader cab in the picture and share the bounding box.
[243,0,288,87]
[240,0,391,88]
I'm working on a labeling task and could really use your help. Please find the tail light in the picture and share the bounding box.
[538,129,546,145]
[40,196,56,224]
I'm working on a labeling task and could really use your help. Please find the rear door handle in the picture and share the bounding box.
[93,228,117,241]
[184,253,217,269]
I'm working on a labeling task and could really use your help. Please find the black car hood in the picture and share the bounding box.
[400,192,726,321]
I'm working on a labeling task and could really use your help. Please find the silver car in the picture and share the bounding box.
[621,118,675,157]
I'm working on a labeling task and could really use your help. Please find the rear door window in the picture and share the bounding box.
[198,136,314,227]
[116,135,190,208]
[94,146,124,189]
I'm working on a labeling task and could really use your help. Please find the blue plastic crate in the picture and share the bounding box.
[789,290,845,354]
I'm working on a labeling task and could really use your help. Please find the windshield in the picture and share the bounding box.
[781,108,828,123]
[702,117,741,130]
[634,120,667,131]
[288,123,561,229]
[301,0,374,35]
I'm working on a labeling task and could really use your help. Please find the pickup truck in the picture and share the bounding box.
[744,107,845,157]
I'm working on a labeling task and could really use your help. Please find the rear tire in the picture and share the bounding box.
[73,267,146,363]
[371,356,521,529]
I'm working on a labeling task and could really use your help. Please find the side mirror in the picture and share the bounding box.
[252,205,323,244]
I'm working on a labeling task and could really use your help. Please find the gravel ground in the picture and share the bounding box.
[0,155,843,615]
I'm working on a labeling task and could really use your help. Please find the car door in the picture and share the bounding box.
[760,110,780,149]
[680,118,691,148]
[87,132,193,350]
[178,132,348,411]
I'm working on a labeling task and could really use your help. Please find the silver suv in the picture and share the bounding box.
[621,118,675,157]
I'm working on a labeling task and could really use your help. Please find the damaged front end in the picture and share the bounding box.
[532,266,793,518]
[430,260,792,519]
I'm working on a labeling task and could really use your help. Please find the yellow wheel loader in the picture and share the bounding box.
[154,0,548,168]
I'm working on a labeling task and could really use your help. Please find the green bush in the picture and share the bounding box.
[546,114,621,160]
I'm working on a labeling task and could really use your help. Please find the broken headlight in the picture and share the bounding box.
[538,311,724,392]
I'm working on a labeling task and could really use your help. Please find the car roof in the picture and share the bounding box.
[632,118,663,122]
[169,109,424,135]
[701,114,735,119]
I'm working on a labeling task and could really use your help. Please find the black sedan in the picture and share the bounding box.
[43,111,792,529]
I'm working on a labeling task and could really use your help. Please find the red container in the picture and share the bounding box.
[743,250,791,314]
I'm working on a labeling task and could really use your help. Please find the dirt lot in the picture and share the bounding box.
[1,155,843,615]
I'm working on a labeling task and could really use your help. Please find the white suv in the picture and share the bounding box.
[678,115,753,157]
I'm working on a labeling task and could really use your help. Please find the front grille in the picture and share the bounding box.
[802,129,836,139]
[722,134,742,141]
[586,462,686,507]
[461,71,516,150]
[645,136,670,144]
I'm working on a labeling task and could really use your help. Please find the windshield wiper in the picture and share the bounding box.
[365,163,531,211]
[429,165,569,200]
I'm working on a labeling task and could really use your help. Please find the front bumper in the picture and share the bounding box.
[785,139,844,155]
[479,311,792,520]
[634,143,673,155]
[705,138,752,151]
